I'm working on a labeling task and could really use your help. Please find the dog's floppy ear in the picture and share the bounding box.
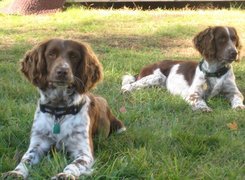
[229,27,242,62]
[193,27,216,61]
[21,40,51,89]
[76,42,103,93]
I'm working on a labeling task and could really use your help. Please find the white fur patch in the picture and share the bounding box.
[166,64,190,97]
[116,127,126,134]
[122,74,136,86]
[121,68,166,92]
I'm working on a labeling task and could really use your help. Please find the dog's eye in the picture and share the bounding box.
[230,36,236,42]
[70,54,77,59]
[48,51,57,59]
[219,36,227,43]
[69,52,79,60]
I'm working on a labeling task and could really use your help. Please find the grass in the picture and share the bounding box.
[0,3,245,179]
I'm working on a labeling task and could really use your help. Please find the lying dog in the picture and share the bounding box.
[122,26,244,111]
[4,39,126,179]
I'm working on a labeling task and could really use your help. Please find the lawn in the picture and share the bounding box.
[0,3,245,179]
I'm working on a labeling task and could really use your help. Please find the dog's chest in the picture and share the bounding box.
[206,75,226,97]
[32,105,90,148]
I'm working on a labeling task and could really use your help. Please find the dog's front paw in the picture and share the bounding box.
[233,105,245,110]
[192,106,213,112]
[51,173,76,180]
[201,107,213,112]
[2,171,25,179]
[121,84,133,93]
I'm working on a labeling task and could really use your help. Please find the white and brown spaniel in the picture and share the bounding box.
[121,26,244,111]
[4,39,126,179]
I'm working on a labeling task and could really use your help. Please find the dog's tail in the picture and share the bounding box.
[110,117,126,134]
[108,108,126,135]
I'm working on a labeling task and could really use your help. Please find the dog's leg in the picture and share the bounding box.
[223,76,245,109]
[185,73,212,112]
[121,69,166,92]
[4,135,52,179]
[230,93,245,109]
[186,92,212,112]
[229,93,245,109]
[122,74,136,86]
[52,129,94,179]
[52,153,94,180]
[52,141,94,179]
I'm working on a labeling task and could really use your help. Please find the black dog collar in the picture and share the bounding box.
[40,100,85,119]
[199,60,230,78]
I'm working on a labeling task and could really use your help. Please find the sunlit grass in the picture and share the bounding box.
[0,4,245,179]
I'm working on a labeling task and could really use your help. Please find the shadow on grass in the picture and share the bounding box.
[0,20,201,60]
[74,33,196,56]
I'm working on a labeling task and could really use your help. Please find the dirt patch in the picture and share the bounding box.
[74,33,198,58]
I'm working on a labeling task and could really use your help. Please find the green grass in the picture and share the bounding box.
[0,4,245,179]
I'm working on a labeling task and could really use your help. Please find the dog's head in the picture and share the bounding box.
[193,26,242,63]
[21,39,103,93]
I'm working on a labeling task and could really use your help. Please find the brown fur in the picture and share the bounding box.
[176,61,198,85]
[88,94,124,138]
[228,27,242,61]
[75,43,103,93]
[138,60,181,79]
[193,27,216,62]
[20,39,103,93]
[193,26,242,62]
[138,60,197,85]
[87,93,125,154]
[21,40,50,89]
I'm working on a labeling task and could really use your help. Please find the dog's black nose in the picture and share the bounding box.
[56,67,69,77]
[230,50,238,59]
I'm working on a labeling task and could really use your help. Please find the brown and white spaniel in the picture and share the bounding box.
[121,26,244,111]
[4,39,126,179]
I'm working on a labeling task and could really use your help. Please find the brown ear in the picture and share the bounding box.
[76,42,103,93]
[230,27,242,62]
[193,27,216,61]
[20,40,50,89]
